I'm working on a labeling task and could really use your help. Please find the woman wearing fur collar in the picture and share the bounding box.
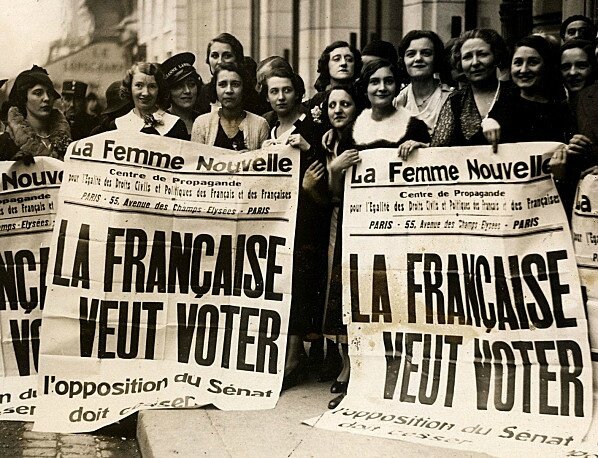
[0,65,71,164]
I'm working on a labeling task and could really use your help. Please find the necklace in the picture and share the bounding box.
[36,132,52,150]
[481,80,501,120]
[414,83,439,108]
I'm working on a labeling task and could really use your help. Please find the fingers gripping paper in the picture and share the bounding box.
[310,143,597,457]
[32,132,299,432]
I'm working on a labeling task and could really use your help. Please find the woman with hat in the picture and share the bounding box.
[0,65,71,163]
[89,80,134,135]
[108,62,188,139]
[161,52,202,139]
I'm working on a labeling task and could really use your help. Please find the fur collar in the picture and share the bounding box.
[7,106,71,159]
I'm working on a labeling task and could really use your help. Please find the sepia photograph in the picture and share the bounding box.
[0,0,597,456]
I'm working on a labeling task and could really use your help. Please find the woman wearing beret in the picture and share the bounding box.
[161,52,202,139]
[0,65,71,163]
[109,62,188,140]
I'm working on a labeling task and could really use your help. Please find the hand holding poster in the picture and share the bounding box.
[311,143,598,457]
[33,132,299,432]
[0,157,62,420]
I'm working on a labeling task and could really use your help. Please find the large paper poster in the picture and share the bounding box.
[33,132,299,432]
[572,172,598,444]
[0,158,62,421]
[311,143,597,456]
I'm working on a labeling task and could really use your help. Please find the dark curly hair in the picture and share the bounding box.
[205,33,244,70]
[315,41,363,92]
[451,28,509,73]
[397,30,451,83]
[120,62,170,111]
[263,66,306,105]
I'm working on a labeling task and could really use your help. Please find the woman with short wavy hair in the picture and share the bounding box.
[109,62,188,139]
[432,29,510,147]
[394,30,454,135]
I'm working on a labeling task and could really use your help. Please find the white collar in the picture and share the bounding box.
[115,109,180,136]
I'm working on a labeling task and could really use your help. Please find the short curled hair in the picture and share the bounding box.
[560,15,596,41]
[205,33,244,67]
[213,61,251,104]
[315,41,363,92]
[451,29,509,73]
[560,39,597,85]
[264,66,306,104]
[357,58,401,107]
[120,62,170,110]
[397,30,450,81]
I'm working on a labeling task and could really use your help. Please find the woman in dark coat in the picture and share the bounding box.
[0,65,71,163]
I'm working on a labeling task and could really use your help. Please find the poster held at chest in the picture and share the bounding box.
[0,158,62,421]
[33,132,299,432]
[572,173,598,443]
[310,143,598,456]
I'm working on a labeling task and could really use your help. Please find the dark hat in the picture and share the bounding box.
[361,40,398,64]
[8,65,61,106]
[161,52,200,87]
[102,80,130,115]
[62,80,88,98]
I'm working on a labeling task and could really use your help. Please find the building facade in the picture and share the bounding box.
[137,0,597,95]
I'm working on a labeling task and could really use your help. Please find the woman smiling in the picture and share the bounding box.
[110,62,188,139]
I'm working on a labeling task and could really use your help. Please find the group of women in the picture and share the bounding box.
[1,21,597,410]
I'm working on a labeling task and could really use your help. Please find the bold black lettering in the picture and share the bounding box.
[53,220,70,286]
[371,255,391,323]
[146,231,166,293]
[557,340,584,417]
[79,296,100,357]
[237,307,260,371]
[351,254,368,322]
[123,229,147,293]
[521,254,553,329]
[446,255,465,324]
[168,232,193,294]
[265,236,285,301]
[10,318,41,375]
[492,341,515,411]
[220,304,241,368]
[424,253,444,324]
[383,331,403,399]
[104,227,125,292]
[399,333,421,403]
[493,257,519,330]
[244,235,265,299]
[71,224,90,289]
[212,235,232,296]
[406,254,422,323]
[547,251,576,328]
[256,309,280,374]
[473,338,491,410]
[418,334,441,405]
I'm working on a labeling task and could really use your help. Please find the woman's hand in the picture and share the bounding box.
[330,149,360,173]
[262,139,281,148]
[322,129,335,152]
[581,165,598,178]
[481,117,501,153]
[567,134,593,156]
[13,151,35,166]
[287,134,310,152]
[397,141,428,160]
[549,144,568,180]
[302,161,326,191]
